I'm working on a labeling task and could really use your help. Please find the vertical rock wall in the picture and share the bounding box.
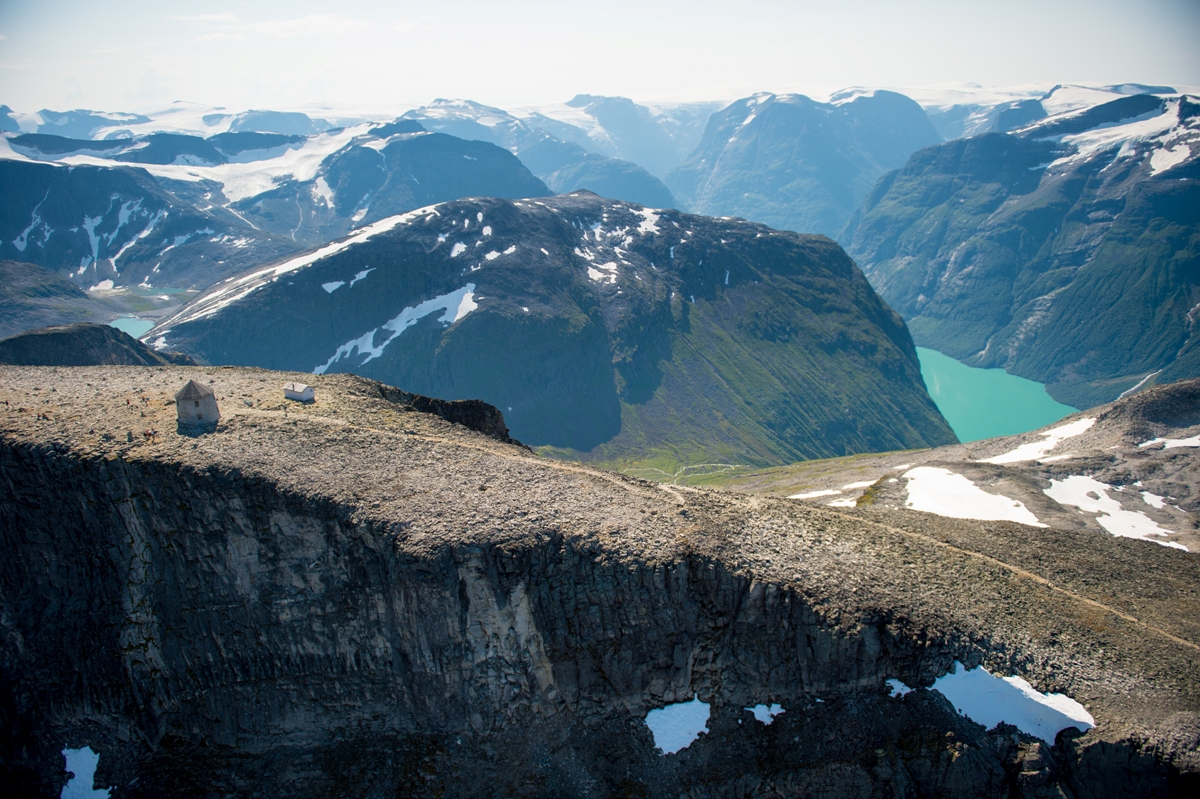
[1,440,1191,797]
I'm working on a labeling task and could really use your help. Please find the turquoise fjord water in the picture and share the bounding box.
[917,347,1077,444]
[109,316,155,338]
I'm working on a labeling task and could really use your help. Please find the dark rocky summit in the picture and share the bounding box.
[0,323,196,367]
[1,365,1197,797]
[147,192,955,469]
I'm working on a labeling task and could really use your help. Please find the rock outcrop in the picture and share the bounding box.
[1,365,1196,797]
[0,323,196,367]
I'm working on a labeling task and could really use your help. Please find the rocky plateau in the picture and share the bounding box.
[1,364,1197,797]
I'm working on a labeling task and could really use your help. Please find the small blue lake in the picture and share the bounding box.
[109,317,155,338]
[917,347,1077,443]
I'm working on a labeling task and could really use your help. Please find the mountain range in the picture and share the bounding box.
[4,83,1197,415]
[845,93,1199,408]
[1,123,549,290]
[665,91,943,238]
[147,192,954,468]
[400,98,685,207]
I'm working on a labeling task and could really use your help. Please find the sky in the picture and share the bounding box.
[1,0,1198,115]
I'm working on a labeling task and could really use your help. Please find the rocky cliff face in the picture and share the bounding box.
[1,365,1196,797]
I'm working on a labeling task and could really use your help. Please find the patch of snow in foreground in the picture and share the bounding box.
[827,497,857,508]
[322,281,345,294]
[842,481,875,490]
[1141,491,1167,509]
[88,280,115,292]
[746,703,785,724]
[1043,475,1187,550]
[314,284,477,374]
[984,418,1096,464]
[645,696,709,754]
[887,679,913,698]
[1138,435,1200,449]
[903,467,1044,526]
[933,662,1094,745]
[61,747,109,798]
[788,489,840,500]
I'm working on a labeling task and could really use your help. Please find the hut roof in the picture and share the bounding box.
[175,379,215,401]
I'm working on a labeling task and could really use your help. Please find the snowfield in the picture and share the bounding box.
[931,662,1094,745]
[644,696,710,754]
[903,467,1044,526]
[314,283,478,374]
[1044,475,1187,550]
[983,418,1095,464]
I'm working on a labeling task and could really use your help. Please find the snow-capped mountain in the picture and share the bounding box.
[150,192,954,466]
[665,91,942,238]
[891,82,1180,141]
[401,99,677,208]
[0,122,549,290]
[1,101,360,140]
[845,92,1200,408]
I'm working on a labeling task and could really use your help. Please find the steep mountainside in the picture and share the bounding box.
[666,91,942,238]
[401,99,677,208]
[148,192,954,469]
[1,365,1196,797]
[0,323,195,367]
[845,94,1200,409]
[0,125,549,290]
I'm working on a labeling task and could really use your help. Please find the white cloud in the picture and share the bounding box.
[173,13,239,25]
[175,13,368,42]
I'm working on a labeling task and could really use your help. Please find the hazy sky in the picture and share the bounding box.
[1,0,1197,114]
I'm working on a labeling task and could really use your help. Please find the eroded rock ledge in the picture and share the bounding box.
[1,365,1196,797]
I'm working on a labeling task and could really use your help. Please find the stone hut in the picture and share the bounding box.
[175,379,220,429]
[283,381,315,403]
